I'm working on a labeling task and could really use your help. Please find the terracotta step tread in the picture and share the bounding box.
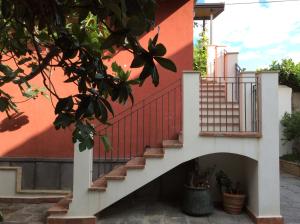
[144,148,164,158]
[56,197,72,208]
[47,205,68,215]
[90,177,107,191]
[162,139,183,148]
[105,165,127,180]
[125,157,146,169]
[47,197,71,215]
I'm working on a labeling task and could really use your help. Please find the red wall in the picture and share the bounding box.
[0,0,193,158]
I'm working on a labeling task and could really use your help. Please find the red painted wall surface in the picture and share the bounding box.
[0,0,193,158]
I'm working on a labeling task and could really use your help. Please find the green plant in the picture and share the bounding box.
[187,160,215,189]
[260,59,300,91]
[193,27,208,76]
[281,112,300,155]
[0,210,3,222]
[215,170,242,194]
[0,0,176,151]
[281,112,300,141]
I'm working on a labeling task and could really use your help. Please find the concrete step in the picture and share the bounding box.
[47,197,72,216]
[105,165,127,180]
[144,148,164,158]
[125,157,146,169]
[89,176,107,191]
[162,139,183,148]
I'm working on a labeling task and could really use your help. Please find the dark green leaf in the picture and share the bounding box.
[0,97,9,112]
[100,135,112,152]
[154,57,177,72]
[152,44,166,57]
[55,96,74,114]
[131,55,144,68]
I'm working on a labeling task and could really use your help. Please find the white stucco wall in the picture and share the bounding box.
[278,85,292,156]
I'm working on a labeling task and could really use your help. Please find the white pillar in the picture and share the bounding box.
[183,71,200,143]
[257,72,281,218]
[69,142,93,215]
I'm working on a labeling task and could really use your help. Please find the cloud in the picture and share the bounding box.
[194,0,300,70]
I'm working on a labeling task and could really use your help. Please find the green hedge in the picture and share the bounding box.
[268,59,300,92]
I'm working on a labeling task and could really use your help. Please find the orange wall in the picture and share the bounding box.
[0,0,193,158]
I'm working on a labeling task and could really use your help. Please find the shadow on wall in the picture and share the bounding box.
[0,113,29,132]
[0,0,193,158]
[1,40,193,158]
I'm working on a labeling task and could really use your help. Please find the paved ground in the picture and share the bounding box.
[97,200,252,224]
[280,173,300,224]
[0,202,52,224]
[0,172,299,224]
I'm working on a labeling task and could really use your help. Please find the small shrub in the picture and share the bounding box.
[281,112,300,142]
[0,210,3,222]
[281,112,300,155]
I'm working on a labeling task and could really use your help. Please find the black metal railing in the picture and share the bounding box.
[94,78,182,174]
[200,76,260,133]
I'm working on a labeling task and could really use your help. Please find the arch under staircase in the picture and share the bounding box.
[47,71,282,224]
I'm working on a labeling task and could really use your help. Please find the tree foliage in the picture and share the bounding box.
[193,27,208,76]
[0,0,177,151]
[262,59,300,91]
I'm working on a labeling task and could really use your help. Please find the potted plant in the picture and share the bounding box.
[182,159,215,216]
[215,170,246,214]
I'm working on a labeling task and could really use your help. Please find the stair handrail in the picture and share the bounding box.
[96,78,182,131]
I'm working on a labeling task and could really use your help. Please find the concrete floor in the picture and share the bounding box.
[0,172,299,224]
[97,199,252,224]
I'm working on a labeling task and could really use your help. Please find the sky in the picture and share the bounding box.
[194,0,300,70]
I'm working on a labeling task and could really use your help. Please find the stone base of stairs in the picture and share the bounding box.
[47,216,96,224]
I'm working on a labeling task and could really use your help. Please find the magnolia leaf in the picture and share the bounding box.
[154,57,177,72]
[101,135,112,152]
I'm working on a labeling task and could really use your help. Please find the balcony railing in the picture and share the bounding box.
[200,76,260,134]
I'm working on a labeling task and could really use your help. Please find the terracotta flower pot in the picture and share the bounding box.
[222,192,246,214]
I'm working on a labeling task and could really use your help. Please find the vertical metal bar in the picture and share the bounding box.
[213,79,215,132]
[123,116,126,159]
[174,88,176,134]
[111,125,113,161]
[58,162,62,189]
[33,161,37,189]
[130,112,132,157]
[162,96,164,141]
[231,82,234,132]
[155,99,158,145]
[251,83,253,132]
[219,77,221,132]
[225,79,228,132]
[117,122,120,160]
[142,101,145,150]
[168,92,170,138]
[244,83,247,132]
[136,111,139,156]
[206,82,208,131]
[149,104,151,146]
